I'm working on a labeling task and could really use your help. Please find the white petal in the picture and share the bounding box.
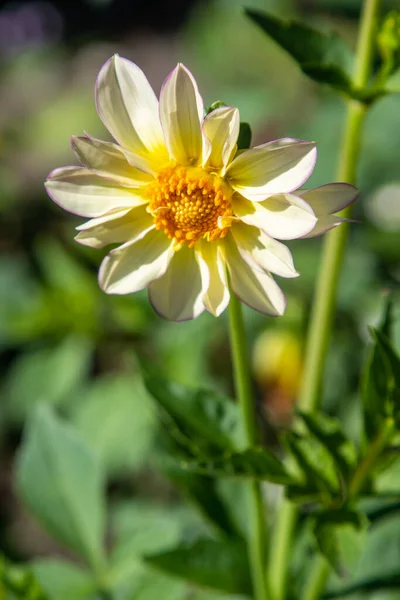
[95,55,166,156]
[75,205,154,248]
[202,107,239,172]
[297,183,358,216]
[233,193,317,240]
[226,138,317,201]
[231,223,298,278]
[195,241,230,317]
[159,63,204,166]
[99,228,173,294]
[148,246,207,321]
[224,238,286,317]
[302,215,350,238]
[71,135,153,187]
[45,167,147,217]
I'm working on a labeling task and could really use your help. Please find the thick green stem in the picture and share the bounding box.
[228,293,268,600]
[268,1,381,599]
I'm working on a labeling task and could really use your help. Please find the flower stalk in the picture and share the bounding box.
[269,1,382,599]
[228,292,268,600]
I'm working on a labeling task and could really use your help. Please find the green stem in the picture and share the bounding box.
[301,557,331,600]
[228,293,268,600]
[268,1,381,599]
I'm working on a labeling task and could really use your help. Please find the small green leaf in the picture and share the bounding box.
[31,560,95,600]
[205,101,228,115]
[145,538,252,595]
[237,122,252,150]
[245,9,354,95]
[299,412,358,482]
[362,334,393,441]
[323,572,400,599]
[181,447,292,485]
[163,465,240,537]
[144,375,240,454]
[15,406,106,570]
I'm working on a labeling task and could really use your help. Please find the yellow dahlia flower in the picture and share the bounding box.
[45,56,357,321]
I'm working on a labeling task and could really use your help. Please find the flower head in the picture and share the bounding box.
[45,56,358,321]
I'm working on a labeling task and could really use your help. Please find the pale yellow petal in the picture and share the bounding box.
[45,167,147,217]
[297,183,358,216]
[196,240,230,317]
[75,204,154,248]
[226,138,317,201]
[233,193,317,240]
[149,245,207,321]
[159,63,204,165]
[202,107,239,172]
[99,228,173,294]
[71,135,153,187]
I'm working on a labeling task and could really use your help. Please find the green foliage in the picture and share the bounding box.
[31,561,95,600]
[181,447,292,485]
[4,336,92,424]
[145,538,252,596]
[237,122,252,150]
[15,406,106,571]
[245,10,358,98]
[0,557,47,600]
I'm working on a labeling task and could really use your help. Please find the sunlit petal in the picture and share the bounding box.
[226,138,316,201]
[196,240,230,316]
[159,63,204,165]
[202,106,240,172]
[297,183,358,215]
[99,228,173,294]
[149,245,207,321]
[45,167,147,217]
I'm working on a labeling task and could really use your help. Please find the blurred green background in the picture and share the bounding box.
[1,0,400,597]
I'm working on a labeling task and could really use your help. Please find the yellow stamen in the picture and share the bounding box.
[145,165,233,248]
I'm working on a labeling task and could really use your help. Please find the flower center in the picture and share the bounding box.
[145,165,233,248]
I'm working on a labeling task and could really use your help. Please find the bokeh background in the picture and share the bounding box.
[1,0,400,596]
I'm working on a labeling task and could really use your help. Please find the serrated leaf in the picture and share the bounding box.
[246,9,354,95]
[31,561,95,600]
[163,465,240,537]
[144,375,240,455]
[181,447,292,485]
[362,334,393,441]
[145,538,252,595]
[299,412,358,482]
[15,406,106,571]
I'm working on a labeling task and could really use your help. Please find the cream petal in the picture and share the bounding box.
[159,63,204,166]
[202,107,239,172]
[195,240,230,317]
[148,245,207,321]
[231,223,298,279]
[233,193,317,240]
[95,55,166,157]
[297,183,358,216]
[71,135,153,187]
[45,167,147,217]
[226,138,317,201]
[75,204,154,248]
[99,228,173,294]
[224,238,286,316]
[302,215,350,238]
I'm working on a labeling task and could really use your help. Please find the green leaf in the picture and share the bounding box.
[71,375,156,475]
[323,572,400,599]
[5,335,92,424]
[245,9,354,95]
[0,556,47,600]
[31,560,95,600]
[15,406,106,570]
[180,447,292,485]
[145,538,252,595]
[128,571,187,600]
[144,375,240,455]
[299,412,358,482]
[163,464,240,538]
[237,122,252,150]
